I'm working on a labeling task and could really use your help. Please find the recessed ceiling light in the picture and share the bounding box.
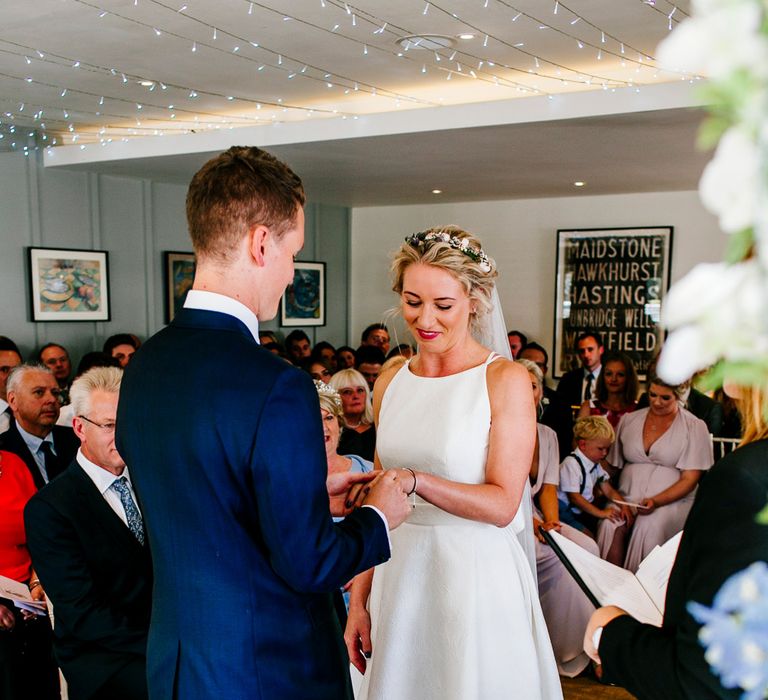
[139,80,155,87]
[573,181,585,187]
[432,189,442,194]
[396,35,456,51]
[458,33,475,40]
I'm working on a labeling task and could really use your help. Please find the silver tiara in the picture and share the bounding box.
[405,230,492,273]
[314,379,343,411]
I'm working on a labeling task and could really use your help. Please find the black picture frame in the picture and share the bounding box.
[164,251,196,323]
[28,246,111,322]
[553,226,674,379]
[281,261,326,327]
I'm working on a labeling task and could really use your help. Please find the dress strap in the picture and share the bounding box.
[485,352,503,365]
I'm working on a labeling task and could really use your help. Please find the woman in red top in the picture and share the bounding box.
[578,352,639,429]
[0,450,59,700]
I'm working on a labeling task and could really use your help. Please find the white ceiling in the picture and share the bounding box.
[0,0,709,204]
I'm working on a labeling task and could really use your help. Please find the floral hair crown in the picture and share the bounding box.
[405,230,492,273]
[314,379,343,412]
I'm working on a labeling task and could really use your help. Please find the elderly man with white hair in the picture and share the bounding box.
[0,364,79,488]
[24,366,152,700]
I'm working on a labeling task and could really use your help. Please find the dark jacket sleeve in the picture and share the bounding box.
[599,442,768,700]
[251,369,390,593]
[24,494,147,655]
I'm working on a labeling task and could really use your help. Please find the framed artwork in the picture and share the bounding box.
[281,261,326,327]
[164,251,196,323]
[553,227,674,379]
[28,247,110,322]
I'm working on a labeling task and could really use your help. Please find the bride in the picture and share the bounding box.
[345,227,562,699]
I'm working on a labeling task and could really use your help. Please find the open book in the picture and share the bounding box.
[0,574,47,616]
[541,529,683,627]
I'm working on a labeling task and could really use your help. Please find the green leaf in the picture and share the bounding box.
[698,115,730,149]
[757,501,768,526]
[724,228,755,263]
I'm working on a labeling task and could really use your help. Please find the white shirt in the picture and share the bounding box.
[0,399,10,434]
[184,289,260,342]
[16,420,55,483]
[581,364,602,402]
[558,447,609,513]
[77,448,142,527]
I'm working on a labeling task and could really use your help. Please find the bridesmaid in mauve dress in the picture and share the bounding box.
[597,376,713,572]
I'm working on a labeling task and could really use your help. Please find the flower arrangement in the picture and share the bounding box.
[655,0,768,391]
[654,3,768,697]
[688,562,768,700]
[405,230,493,272]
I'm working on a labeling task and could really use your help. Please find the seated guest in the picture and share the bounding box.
[335,345,356,370]
[577,352,638,429]
[315,380,375,620]
[557,416,631,537]
[310,341,337,373]
[585,384,768,700]
[556,331,604,409]
[520,342,574,460]
[258,331,279,346]
[0,450,59,700]
[316,380,372,516]
[0,337,22,434]
[25,367,152,700]
[596,375,712,570]
[57,353,121,427]
[307,360,332,384]
[355,345,385,393]
[360,323,390,356]
[0,365,79,489]
[517,359,598,677]
[507,329,527,359]
[329,369,376,461]
[285,330,311,366]
[386,344,415,360]
[103,334,139,368]
[38,343,72,404]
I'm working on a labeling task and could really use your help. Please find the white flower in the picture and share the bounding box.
[699,128,760,234]
[658,259,768,383]
[658,1,768,80]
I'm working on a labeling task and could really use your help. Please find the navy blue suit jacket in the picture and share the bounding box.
[116,308,390,700]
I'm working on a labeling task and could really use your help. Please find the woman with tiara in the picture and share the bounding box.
[345,227,562,699]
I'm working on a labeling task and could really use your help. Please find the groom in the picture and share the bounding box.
[116,146,410,699]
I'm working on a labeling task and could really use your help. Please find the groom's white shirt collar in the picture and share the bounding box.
[184,290,260,342]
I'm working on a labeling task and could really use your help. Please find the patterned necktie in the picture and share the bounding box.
[111,476,145,545]
[38,441,59,483]
[584,372,594,401]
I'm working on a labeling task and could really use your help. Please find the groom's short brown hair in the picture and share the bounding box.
[186,146,305,262]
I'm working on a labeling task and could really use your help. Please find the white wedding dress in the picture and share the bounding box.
[357,355,563,700]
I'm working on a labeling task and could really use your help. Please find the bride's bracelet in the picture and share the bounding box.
[403,468,417,496]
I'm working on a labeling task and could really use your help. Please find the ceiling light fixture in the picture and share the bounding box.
[139,80,155,87]
[458,33,475,40]
[396,35,456,51]
[432,189,442,194]
[573,181,585,187]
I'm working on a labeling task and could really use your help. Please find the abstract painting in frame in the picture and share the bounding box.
[28,247,110,322]
[164,251,196,323]
[281,261,325,327]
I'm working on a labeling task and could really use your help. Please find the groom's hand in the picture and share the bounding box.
[326,471,377,517]
[362,471,410,529]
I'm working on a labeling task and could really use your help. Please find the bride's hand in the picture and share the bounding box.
[344,604,372,674]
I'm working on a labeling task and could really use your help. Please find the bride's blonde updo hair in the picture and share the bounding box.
[391,226,498,333]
